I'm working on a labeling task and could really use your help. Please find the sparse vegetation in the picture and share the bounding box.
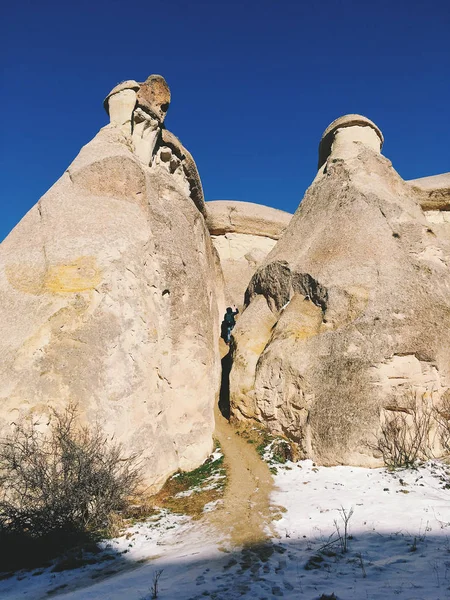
[146,569,163,599]
[235,425,300,471]
[433,395,450,455]
[356,551,367,578]
[151,442,226,518]
[317,506,354,556]
[374,391,450,484]
[334,506,354,554]
[306,507,354,574]
[0,404,142,571]
[376,397,433,469]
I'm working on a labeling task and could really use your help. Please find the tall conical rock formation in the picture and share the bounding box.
[0,75,222,490]
[230,115,450,466]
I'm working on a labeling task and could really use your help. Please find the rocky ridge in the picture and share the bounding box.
[0,75,221,490]
[1,77,450,488]
[229,115,450,466]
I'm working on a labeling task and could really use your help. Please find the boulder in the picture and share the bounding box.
[408,172,450,211]
[406,173,450,245]
[230,115,450,467]
[0,75,221,491]
[206,201,292,308]
[408,172,450,193]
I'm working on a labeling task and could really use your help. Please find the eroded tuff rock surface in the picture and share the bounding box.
[0,75,221,490]
[408,172,450,211]
[206,201,292,308]
[407,173,450,241]
[230,115,450,467]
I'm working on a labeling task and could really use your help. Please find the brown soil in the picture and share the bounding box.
[206,402,275,547]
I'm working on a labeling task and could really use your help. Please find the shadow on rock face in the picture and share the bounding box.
[219,352,232,420]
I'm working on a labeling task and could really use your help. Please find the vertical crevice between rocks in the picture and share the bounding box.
[218,350,232,420]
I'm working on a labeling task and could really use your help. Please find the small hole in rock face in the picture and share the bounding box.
[160,103,169,113]
[427,228,435,235]
[162,289,170,296]
[392,232,400,239]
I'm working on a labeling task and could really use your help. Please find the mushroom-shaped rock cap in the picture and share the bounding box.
[318,114,384,169]
[136,75,171,123]
[103,80,140,115]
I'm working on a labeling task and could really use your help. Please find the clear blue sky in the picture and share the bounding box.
[1,0,449,242]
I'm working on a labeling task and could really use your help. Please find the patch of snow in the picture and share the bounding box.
[2,462,450,599]
[203,499,224,513]
[262,439,277,462]
[174,489,194,498]
[210,449,224,462]
[268,459,450,599]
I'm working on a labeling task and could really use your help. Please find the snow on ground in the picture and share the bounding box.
[0,510,222,600]
[270,459,450,599]
[1,460,450,600]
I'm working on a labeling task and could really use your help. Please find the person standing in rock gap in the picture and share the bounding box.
[221,305,239,344]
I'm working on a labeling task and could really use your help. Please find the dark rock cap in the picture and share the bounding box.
[318,114,384,169]
[136,75,171,123]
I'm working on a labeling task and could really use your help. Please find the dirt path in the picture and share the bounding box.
[206,401,275,547]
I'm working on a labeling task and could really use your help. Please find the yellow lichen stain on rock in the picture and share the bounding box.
[274,294,323,342]
[6,257,102,295]
[321,285,370,333]
[5,264,46,295]
[293,300,323,341]
[346,285,370,322]
[248,340,271,355]
[44,257,102,293]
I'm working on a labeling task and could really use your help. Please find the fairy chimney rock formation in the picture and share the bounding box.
[0,74,221,490]
[206,201,292,308]
[103,75,205,215]
[230,114,450,467]
[318,114,384,169]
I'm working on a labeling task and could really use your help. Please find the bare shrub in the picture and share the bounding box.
[139,569,164,600]
[0,404,142,570]
[433,394,450,455]
[151,569,164,599]
[356,552,367,578]
[376,397,433,469]
[334,506,354,554]
[318,506,354,555]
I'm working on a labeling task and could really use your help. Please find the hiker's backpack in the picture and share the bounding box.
[224,311,235,326]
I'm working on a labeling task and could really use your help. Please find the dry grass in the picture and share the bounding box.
[377,408,432,469]
[233,423,301,472]
[150,444,227,519]
[375,390,450,469]
[434,395,450,455]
